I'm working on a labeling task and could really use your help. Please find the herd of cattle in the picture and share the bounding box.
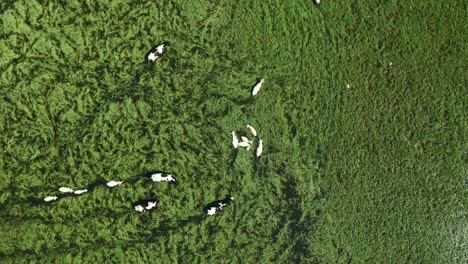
[43,42,265,217]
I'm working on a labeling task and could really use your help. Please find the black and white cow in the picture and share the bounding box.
[133,198,158,213]
[146,42,169,63]
[204,197,234,215]
[150,172,179,187]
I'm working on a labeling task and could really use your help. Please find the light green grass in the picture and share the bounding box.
[0,0,466,263]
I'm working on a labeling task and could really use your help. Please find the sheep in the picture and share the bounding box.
[147,44,165,62]
[73,189,88,195]
[134,205,145,213]
[59,187,74,193]
[231,131,239,149]
[252,79,264,96]
[205,197,234,215]
[246,124,257,137]
[238,141,251,150]
[44,196,58,202]
[106,181,123,187]
[314,0,320,4]
[241,136,253,144]
[256,139,263,157]
[151,173,179,187]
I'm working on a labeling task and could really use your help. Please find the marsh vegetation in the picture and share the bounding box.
[0,0,465,262]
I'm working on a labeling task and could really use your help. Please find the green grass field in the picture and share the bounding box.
[0,0,466,263]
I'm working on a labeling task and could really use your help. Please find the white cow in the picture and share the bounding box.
[106,181,123,187]
[246,124,257,137]
[252,79,264,96]
[74,189,88,195]
[241,136,253,144]
[44,196,58,202]
[59,187,74,193]
[231,131,239,149]
[238,141,251,150]
[256,139,263,157]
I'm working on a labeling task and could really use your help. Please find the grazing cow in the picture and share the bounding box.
[246,124,257,137]
[205,197,234,215]
[147,43,166,62]
[134,205,145,213]
[231,131,239,149]
[59,187,74,193]
[134,197,158,213]
[151,173,179,187]
[256,139,263,157]
[106,181,123,187]
[252,79,264,96]
[44,196,58,202]
[241,136,253,144]
[238,141,251,150]
[73,189,88,195]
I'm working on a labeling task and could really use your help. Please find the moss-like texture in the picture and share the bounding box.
[0,0,465,262]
